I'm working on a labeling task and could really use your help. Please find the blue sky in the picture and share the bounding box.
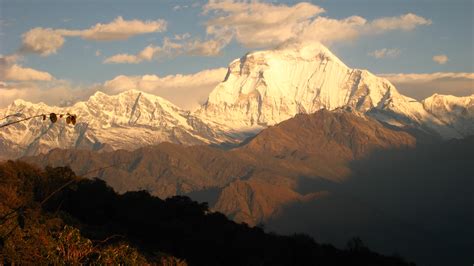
[0,0,473,107]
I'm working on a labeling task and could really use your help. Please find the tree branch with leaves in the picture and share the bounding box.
[0,113,77,129]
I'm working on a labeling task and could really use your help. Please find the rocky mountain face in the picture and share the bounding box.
[197,42,472,138]
[0,90,232,159]
[24,109,416,225]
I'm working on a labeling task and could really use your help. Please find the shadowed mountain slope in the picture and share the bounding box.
[24,109,415,225]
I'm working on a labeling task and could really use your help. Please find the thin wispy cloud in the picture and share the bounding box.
[369,48,401,59]
[104,36,230,64]
[432,54,449,64]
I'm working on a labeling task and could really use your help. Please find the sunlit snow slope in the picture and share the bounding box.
[197,42,472,138]
[0,90,230,158]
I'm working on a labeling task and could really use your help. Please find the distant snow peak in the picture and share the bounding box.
[0,89,233,158]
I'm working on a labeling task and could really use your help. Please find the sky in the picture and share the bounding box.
[0,0,473,109]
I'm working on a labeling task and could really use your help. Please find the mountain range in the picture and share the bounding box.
[1,42,473,159]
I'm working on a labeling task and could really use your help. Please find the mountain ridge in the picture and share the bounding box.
[1,42,473,159]
[0,89,233,159]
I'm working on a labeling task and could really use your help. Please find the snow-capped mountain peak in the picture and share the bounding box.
[196,42,472,138]
[421,94,474,136]
[197,42,397,128]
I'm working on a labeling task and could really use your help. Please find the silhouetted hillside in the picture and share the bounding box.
[0,160,413,265]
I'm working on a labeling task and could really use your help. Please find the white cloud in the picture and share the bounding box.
[0,79,98,108]
[367,13,432,32]
[103,68,227,109]
[185,38,230,56]
[174,33,191,40]
[59,16,167,41]
[20,17,167,56]
[103,53,143,64]
[380,72,474,100]
[299,16,366,44]
[21,28,65,56]
[381,72,474,83]
[432,54,448,64]
[104,44,163,64]
[0,54,54,81]
[0,67,228,109]
[368,48,401,59]
[204,1,325,48]
[203,1,432,48]
[173,5,189,11]
[2,64,54,81]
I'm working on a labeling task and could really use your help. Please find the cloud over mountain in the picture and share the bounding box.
[105,1,432,65]
[381,72,473,100]
[203,1,431,48]
[103,68,227,109]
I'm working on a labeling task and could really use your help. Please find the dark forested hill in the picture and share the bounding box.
[0,160,413,265]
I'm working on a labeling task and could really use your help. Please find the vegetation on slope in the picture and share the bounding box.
[0,160,413,265]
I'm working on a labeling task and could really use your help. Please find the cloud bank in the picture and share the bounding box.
[381,72,474,100]
[103,68,227,109]
[0,67,227,110]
